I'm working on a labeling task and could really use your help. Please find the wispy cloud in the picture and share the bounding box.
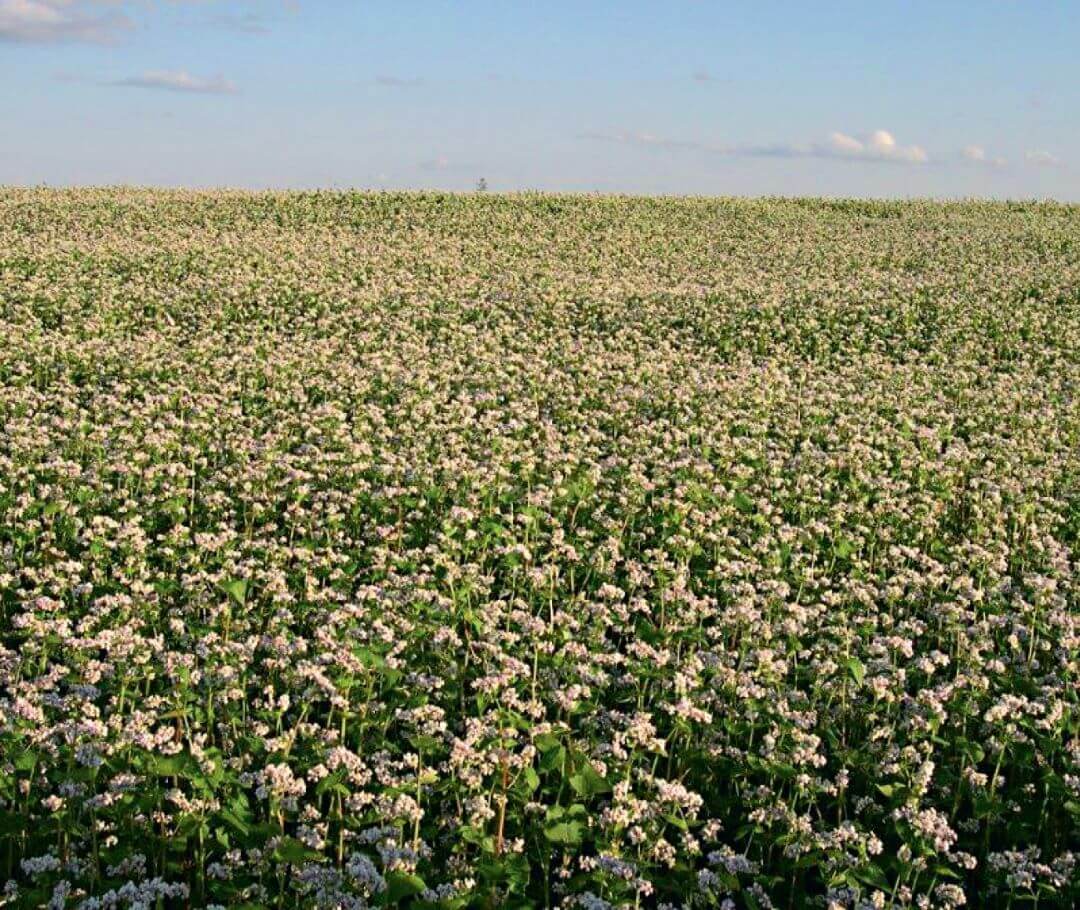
[203,12,271,36]
[579,130,700,151]
[0,0,131,44]
[1025,150,1062,167]
[376,75,424,88]
[110,70,237,95]
[581,128,929,165]
[961,145,1007,167]
[419,155,451,171]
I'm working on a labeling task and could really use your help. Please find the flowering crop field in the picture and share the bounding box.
[1,189,1078,910]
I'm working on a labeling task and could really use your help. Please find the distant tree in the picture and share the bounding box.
[476,177,488,192]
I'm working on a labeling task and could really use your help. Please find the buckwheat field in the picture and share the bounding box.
[1,189,1079,910]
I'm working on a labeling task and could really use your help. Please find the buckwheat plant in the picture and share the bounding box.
[0,189,1077,908]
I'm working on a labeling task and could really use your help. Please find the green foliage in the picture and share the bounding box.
[0,190,1077,908]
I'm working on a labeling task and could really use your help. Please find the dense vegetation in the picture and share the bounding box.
[1,189,1078,909]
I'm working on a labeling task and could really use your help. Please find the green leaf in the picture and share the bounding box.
[733,492,755,514]
[933,865,962,880]
[544,821,584,846]
[458,825,489,847]
[273,837,322,865]
[219,808,250,837]
[568,762,611,797]
[316,771,350,798]
[539,745,566,774]
[385,872,427,903]
[973,793,997,817]
[477,852,531,892]
[518,765,540,794]
[844,657,866,686]
[408,734,442,753]
[853,864,891,891]
[13,750,37,772]
[150,752,199,779]
[220,578,248,606]
[534,733,561,753]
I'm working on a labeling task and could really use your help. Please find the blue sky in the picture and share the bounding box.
[2,1,1077,198]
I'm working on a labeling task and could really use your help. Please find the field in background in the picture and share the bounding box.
[1,190,1078,909]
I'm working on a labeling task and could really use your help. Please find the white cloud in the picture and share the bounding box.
[827,129,927,163]
[2,1,274,44]
[1026,150,1062,167]
[0,0,131,44]
[869,129,895,153]
[961,145,1007,167]
[111,70,237,94]
[828,132,864,154]
[584,127,929,165]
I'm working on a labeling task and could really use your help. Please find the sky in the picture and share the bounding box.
[2,1,1078,198]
